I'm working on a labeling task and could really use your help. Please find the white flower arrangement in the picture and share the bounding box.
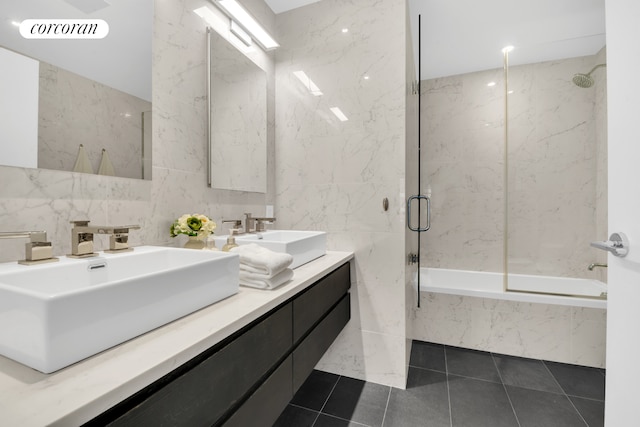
[170,213,216,239]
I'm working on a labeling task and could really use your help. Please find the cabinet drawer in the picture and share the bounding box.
[223,355,293,427]
[292,294,350,392]
[293,262,350,344]
[107,303,293,427]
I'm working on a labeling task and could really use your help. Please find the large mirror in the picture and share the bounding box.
[0,0,152,180]
[208,28,267,193]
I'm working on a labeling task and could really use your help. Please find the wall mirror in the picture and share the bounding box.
[0,0,152,180]
[208,28,267,193]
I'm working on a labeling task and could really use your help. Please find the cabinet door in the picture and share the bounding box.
[293,262,350,344]
[223,356,293,427]
[107,303,293,427]
[292,294,350,392]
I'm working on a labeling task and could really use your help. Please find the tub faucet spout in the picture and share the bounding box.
[588,263,608,271]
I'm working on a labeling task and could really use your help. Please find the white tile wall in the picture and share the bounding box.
[274,0,409,388]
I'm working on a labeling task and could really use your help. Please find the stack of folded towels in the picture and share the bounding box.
[230,243,294,290]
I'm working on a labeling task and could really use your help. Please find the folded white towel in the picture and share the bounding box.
[230,243,293,277]
[239,268,294,290]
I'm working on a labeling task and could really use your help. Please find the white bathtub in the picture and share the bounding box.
[411,267,607,368]
[419,268,607,309]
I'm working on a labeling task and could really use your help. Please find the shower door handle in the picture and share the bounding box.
[590,232,629,257]
[407,195,431,232]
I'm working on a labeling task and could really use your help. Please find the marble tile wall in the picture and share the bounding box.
[410,291,606,368]
[38,62,151,180]
[421,53,608,280]
[274,0,409,388]
[0,0,275,263]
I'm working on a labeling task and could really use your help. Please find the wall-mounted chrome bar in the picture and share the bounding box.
[407,194,431,232]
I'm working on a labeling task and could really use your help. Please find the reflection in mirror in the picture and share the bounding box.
[0,0,152,180]
[208,28,267,193]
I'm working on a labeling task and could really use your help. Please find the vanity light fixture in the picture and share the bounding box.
[293,70,323,96]
[230,20,251,46]
[330,107,348,122]
[217,0,279,50]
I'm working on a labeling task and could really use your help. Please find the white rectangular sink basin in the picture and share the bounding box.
[0,246,239,373]
[214,230,326,269]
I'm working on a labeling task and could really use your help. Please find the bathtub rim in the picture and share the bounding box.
[416,267,607,309]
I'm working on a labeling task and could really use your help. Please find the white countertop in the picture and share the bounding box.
[0,250,353,426]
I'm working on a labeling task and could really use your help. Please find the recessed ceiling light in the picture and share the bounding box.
[342,28,348,33]
[502,45,514,54]
[487,81,496,87]
[363,75,370,80]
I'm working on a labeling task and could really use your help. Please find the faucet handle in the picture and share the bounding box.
[253,217,276,232]
[0,231,58,265]
[222,219,243,234]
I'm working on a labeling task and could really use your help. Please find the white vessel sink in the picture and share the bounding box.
[0,246,239,373]
[214,230,326,269]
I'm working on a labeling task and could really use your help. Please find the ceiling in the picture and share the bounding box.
[266,0,605,80]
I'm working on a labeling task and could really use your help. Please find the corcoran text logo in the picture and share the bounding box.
[19,19,109,39]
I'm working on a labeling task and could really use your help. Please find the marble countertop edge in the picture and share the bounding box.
[0,250,354,427]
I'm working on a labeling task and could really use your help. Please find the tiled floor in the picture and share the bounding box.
[273,341,605,427]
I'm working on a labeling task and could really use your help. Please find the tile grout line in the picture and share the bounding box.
[443,345,453,427]
[380,385,393,427]
[541,361,590,426]
[310,374,342,427]
[490,352,522,427]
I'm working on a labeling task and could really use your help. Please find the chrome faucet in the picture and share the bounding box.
[0,231,58,265]
[69,220,140,258]
[588,263,608,271]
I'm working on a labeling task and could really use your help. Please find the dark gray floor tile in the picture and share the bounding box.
[506,386,587,427]
[446,346,501,383]
[383,367,450,427]
[292,370,340,411]
[272,404,318,427]
[314,413,370,427]
[322,376,390,427]
[494,354,563,393]
[544,361,605,400]
[569,396,605,427]
[448,374,518,427]
[410,341,446,372]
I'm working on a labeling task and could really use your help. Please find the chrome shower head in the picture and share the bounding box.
[573,73,594,88]
[572,63,606,88]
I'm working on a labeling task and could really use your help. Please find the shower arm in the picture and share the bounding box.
[586,63,607,76]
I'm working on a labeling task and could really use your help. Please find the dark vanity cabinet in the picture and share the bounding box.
[85,262,351,427]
